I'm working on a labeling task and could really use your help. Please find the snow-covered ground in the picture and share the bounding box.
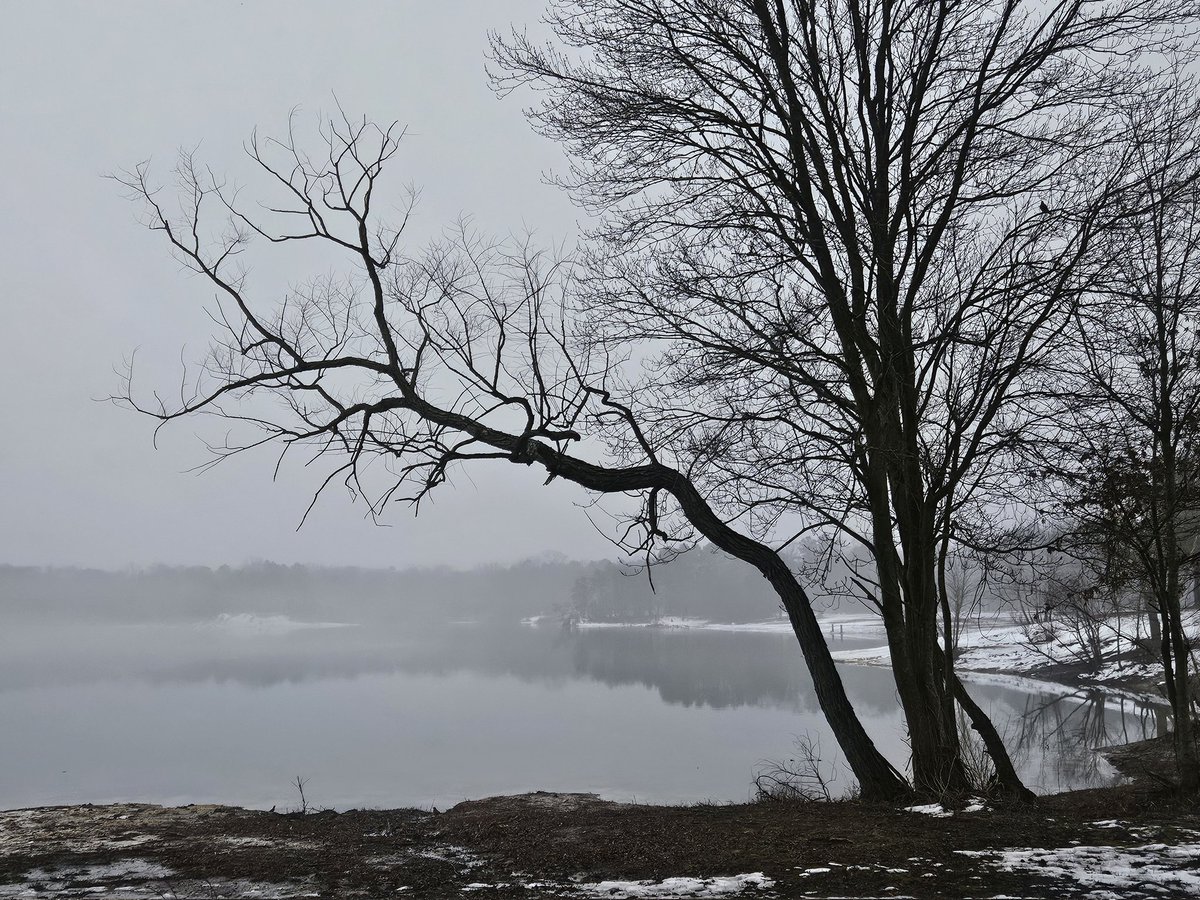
[573,873,774,897]
[5,799,1200,899]
[958,831,1200,899]
[831,608,1200,701]
[954,612,1184,687]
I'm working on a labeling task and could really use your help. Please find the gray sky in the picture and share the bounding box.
[0,1,622,569]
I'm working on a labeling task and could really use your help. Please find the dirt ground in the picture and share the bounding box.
[1,773,1198,899]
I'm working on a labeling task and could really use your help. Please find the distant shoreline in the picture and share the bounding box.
[524,610,1173,704]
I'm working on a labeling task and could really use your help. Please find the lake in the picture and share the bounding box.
[0,616,1164,811]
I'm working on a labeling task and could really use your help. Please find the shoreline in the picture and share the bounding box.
[531,611,1173,705]
[2,778,1197,898]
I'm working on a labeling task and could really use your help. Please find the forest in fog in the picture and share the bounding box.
[0,548,797,626]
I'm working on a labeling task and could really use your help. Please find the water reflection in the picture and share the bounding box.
[0,618,1161,809]
[0,621,858,703]
[1003,688,1161,793]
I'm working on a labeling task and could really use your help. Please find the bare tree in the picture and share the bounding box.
[492,0,1191,793]
[1056,81,1200,791]
[117,0,1197,797]
[114,115,909,800]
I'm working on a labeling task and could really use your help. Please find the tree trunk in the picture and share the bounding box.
[940,654,1035,800]
[759,558,911,800]
[656,473,912,801]
[865,449,971,795]
[931,544,1033,798]
[1158,434,1199,792]
[1148,590,1162,650]
[896,623,970,794]
[1163,562,1200,792]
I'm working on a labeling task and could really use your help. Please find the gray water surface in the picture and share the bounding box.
[0,618,1162,810]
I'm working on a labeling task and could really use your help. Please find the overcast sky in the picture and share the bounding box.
[0,1,625,569]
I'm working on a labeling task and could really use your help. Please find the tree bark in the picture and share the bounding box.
[937,652,1036,801]
[1164,552,1200,792]
[865,429,971,795]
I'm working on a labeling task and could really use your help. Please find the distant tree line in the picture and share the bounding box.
[0,551,786,626]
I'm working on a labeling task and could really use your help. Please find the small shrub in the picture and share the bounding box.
[753,736,852,802]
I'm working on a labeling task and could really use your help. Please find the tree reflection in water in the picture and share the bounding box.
[5,616,1163,795]
[1006,689,1163,791]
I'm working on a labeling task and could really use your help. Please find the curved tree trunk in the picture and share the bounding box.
[758,558,911,800]
[935,543,1033,800]
[483,437,915,801]
[931,646,1035,800]
[658,474,911,800]
[950,675,1035,801]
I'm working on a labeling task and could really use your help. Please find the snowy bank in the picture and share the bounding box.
[522,612,889,638]
[831,609,1199,702]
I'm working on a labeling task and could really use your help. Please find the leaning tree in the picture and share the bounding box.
[118,0,1195,798]
[490,0,1192,793]
[116,121,909,800]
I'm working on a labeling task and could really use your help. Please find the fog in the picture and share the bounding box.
[0,1,619,570]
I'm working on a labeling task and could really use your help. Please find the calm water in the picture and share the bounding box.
[0,618,1163,810]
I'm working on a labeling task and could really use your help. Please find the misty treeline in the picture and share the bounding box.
[568,550,786,623]
[0,560,581,625]
[0,548,792,626]
[116,0,1200,796]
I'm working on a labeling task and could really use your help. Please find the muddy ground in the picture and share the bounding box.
[1,773,1198,899]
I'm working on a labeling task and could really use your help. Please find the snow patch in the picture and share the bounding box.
[954,608,1200,694]
[0,858,176,897]
[831,608,1200,708]
[27,859,173,881]
[574,616,712,630]
[903,803,953,818]
[958,840,1200,896]
[696,619,795,634]
[416,844,484,868]
[575,872,774,897]
[524,613,895,635]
